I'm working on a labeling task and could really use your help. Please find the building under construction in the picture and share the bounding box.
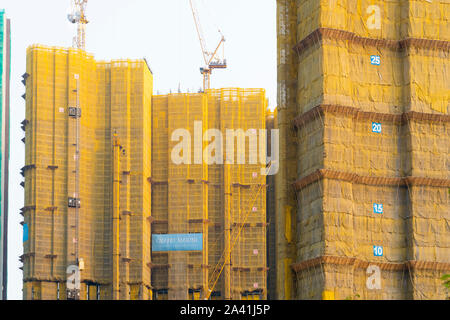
[22,44,268,300]
[151,90,267,300]
[22,45,153,300]
[276,0,449,300]
[0,9,10,301]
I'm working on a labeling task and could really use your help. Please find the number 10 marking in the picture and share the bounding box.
[373,246,383,257]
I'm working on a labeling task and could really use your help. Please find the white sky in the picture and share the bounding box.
[2,0,276,300]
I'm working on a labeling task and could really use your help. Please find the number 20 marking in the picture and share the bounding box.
[372,122,382,133]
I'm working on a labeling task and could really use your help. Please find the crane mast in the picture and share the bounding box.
[189,0,227,91]
[68,0,88,51]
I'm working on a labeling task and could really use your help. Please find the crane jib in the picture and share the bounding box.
[189,0,227,91]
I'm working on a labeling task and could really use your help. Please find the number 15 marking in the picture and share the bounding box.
[373,203,383,214]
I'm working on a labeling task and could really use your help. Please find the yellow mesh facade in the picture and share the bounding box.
[23,44,267,300]
[277,0,450,300]
[297,0,450,42]
[23,45,152,300]
[151,89,267,300]
[276,0,299,300]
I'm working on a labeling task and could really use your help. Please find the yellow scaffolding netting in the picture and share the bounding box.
[276,0,450,300]
[151,89,268,300]
[24,45,152,300]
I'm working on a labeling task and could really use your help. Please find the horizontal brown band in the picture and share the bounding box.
[232,266,268,272]
[293,104,450,130]
[147,177,168,185]
[188,219,209,223]
[232,222,266,228]
[147,263,170,270]
[151,222,263,228]
[149,179,266,188]
[148,264,263,271]
[187,264,210,269]
[150,220,168,225]
[23,278,112,286]
[294,28,450,55]
[293,169,450,191]
[292,256,450,273]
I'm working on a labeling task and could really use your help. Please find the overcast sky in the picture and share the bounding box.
[2,0,276,300]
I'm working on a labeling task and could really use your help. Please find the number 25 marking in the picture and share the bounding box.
[371,55,381,65]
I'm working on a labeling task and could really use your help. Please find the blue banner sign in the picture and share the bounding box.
[23,223,29,243]
[152,233,203,252]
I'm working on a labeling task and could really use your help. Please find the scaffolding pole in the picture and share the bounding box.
[112,133,121,300]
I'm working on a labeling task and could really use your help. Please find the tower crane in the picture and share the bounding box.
[68,0,89,50]
[189,0,227,91]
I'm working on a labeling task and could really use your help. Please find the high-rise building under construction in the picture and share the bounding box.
[22,44,268,300]
[0,9,10,301]
[276,0,449,300]
[151,90,267,300]
[23,45,153,300]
